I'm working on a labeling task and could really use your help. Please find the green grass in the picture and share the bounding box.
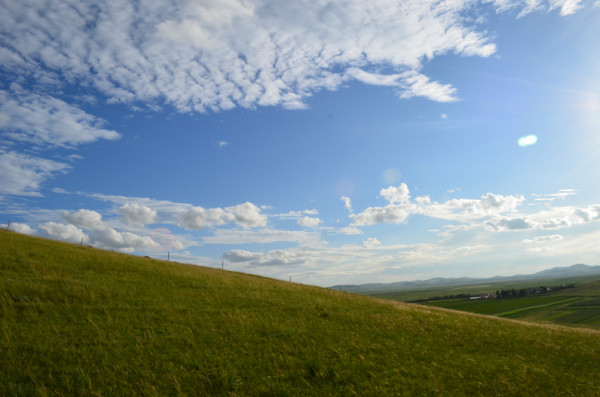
[422,295,573,315]
[495,297,581,317]
[2,229,600,395]
[367,276,600,302]
[419,283,600,329]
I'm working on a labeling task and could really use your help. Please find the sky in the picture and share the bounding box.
[1,0,600,287]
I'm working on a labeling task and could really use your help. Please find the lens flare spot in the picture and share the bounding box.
[381,168,402,184]
[518,135,538,147]
[151,227,174,251]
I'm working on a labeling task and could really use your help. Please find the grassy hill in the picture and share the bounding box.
[2,229,600,395]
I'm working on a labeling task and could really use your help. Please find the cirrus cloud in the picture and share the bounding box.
[0,88,121,148]
[0,150,69,196]
[2,0,573,114]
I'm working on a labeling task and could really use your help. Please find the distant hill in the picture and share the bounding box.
[330,264,600,293]
[2,229,600,395]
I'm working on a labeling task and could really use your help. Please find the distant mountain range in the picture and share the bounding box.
[330,264,600,293]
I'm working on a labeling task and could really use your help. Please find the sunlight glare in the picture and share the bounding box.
[517,135,538,147]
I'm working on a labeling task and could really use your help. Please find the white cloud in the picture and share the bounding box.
[90,228,156,253]
[283,209,319,217]
[202,228,321,245]
[0,150,69,196]
[223,249,309,266]
[297,216,322,227]
[40,222,87,244]
[422,193,525,221]
[120,203,158,226]
[523,234,564,243]
[395,71,459,102]
[218,140,228,147]
[346,68,459,101]
[352,203,415,226]
[485,205,600,231]
[3,222,35,235]
[0,88,120,148]
[363,237,381,248]
[54,205,186,253]
[337,227,363,235]
[380,183,411,204]
[340,196,353,213]
[548,0,584,15]
[532,189,576,202]
[4,0,562,114]
[353,184,525,226]
[62,209,104,230]
[222,249,263,263]
[177,201,266,229]
[227,202,268,228]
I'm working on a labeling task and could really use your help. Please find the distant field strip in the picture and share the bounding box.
[422,295,573,315]
[496,297,582,317]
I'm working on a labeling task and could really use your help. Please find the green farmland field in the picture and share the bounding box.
[421,286,600,328]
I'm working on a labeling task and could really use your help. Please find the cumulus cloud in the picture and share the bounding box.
[3,222,35,235]
[40,222,87,244]
[58,206,185,253]
[120,203,158,226]
[422,193,525,221]
[352,185,526,226]
[380,183,411,204]
[352,203,415,226]
[4,0,575,115]
[90,228,156,253]
[485,217,533,231]
[297,216,322,227]
[223,249,308,266]
[222,249,263,263]
[178,201,267,229]
[485,205,600,231]
[0,88,120,148]
[62,209,104,230]
[0,150,69,196]
[363,237,382,248]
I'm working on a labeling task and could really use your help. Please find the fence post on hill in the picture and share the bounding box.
[167,251,170,261]
[6,220,10,231]
[222,261,224,270]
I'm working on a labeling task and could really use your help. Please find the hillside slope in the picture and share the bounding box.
[1,230,599,395]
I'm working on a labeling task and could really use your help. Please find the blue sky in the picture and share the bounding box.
[1,0,599,286]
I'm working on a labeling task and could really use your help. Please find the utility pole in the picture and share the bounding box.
[222,261,224,270]
[6,220,10,231]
